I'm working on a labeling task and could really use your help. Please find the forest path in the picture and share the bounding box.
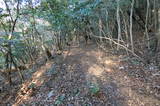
[59,42,160,106]
[13,42,160,106]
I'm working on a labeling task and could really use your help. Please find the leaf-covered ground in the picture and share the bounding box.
[0,42,160,106]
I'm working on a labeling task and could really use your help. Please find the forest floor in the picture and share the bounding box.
[0,41,160,106]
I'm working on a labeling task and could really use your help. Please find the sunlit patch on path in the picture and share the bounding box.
[13,62,52,106]
[88,64,104,77]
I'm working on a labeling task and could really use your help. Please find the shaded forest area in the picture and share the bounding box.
[0,0,160,105]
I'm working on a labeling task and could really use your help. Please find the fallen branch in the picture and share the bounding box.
[91,34,145,62]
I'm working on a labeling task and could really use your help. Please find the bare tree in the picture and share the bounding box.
[116,0,121,50]
[145,0,150,49]
[130,0,135,52]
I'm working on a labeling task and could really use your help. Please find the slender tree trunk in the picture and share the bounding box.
[156,9,160,52]
[154,0,157,31]
[130,0,135,52]
[145,0,150,49]
[99,18,103,43]
[117,0,121,50]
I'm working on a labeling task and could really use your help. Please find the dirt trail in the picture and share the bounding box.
[59,43,160,106]
[7,42,160,105]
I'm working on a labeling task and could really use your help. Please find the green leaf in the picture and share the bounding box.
[89,83,100,95]
[55,94,65,105]
[29,83,36,89]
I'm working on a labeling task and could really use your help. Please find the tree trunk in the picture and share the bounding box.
[156,9,160,52]
[130,0,135,52]
[117,0,121,50]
